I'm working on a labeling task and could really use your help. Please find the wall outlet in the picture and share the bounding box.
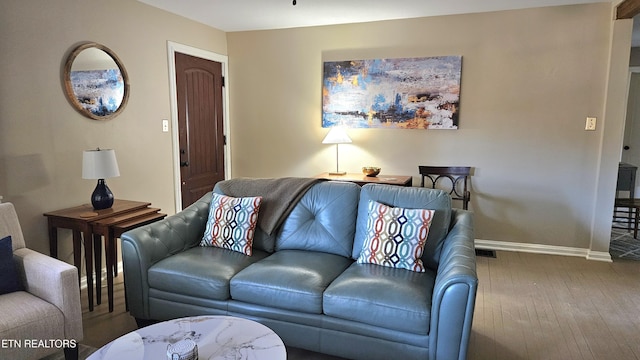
[162,119,169,132]
[585,117,596,131]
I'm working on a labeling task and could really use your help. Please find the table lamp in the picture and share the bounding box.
[322,127,352,175]
[82,148,120,210]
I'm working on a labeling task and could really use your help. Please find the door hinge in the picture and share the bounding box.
[221,76,225,87]
[223,135,227,145]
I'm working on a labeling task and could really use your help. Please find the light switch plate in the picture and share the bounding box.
[585,117,596,131]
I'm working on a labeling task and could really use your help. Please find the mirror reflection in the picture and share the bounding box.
[63,42,129,120]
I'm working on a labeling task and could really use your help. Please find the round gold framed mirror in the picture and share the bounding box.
[63,42,129,120]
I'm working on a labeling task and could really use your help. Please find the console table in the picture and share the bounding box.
[44,200,165,312]
[315,172,413,187]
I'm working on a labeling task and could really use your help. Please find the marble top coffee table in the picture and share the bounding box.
[87,315,286,360]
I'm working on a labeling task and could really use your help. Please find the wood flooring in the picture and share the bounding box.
[81,250,640,360]
[470,251,640,360]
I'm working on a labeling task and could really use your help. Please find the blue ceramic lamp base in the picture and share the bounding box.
[91,179,114,210]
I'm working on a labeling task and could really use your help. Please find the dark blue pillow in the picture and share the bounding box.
[0,235,23,295]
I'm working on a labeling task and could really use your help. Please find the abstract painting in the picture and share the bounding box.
[322,56,462,129]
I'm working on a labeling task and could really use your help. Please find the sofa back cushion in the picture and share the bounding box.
[353,184,451,270]
[276,181,360,257]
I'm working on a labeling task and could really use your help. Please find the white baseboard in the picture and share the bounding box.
[475,239,612,263]
[586,250,614,262]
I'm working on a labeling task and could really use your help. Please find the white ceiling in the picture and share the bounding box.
[138,0,611,32]
[137,0,640,47]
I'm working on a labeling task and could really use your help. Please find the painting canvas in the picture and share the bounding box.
[322,56,462,129]
[70,69,124,117]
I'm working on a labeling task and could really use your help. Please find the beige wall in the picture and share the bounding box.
[227,4,624,251]
[0,0,227,262]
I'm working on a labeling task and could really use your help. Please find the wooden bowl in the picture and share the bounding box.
[362,167,381,177]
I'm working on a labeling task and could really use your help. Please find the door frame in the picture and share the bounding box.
[167,41,231,211]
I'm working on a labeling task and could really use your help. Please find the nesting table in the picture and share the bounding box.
[87,315,286,360]
[44,200,166,312]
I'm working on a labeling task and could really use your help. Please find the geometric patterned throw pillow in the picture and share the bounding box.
[357,200,434,272]
[200,193,262,256]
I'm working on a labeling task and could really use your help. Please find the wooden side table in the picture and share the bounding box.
[315,172,413,187]
[92,208,166,312]
[44,200,161,311]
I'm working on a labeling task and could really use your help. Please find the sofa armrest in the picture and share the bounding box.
[429,209,478,360]
[13,248,83,341]
[121,193,211,319]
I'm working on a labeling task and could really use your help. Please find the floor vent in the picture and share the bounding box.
[475,249,496,258]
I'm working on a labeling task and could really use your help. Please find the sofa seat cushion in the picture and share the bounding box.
[323,262,435,335]
[230,250,353,314]
[148,246,269,301]
[0,291,63,340]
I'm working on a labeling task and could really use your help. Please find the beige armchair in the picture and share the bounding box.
[0,203,83,360]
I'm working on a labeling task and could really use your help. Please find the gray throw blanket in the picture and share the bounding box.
[217,177,325,235]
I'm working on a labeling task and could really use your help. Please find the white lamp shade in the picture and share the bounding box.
[322,127,352,144]
[82,149,120,179]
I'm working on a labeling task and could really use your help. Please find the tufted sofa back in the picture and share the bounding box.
[275,181,360,257]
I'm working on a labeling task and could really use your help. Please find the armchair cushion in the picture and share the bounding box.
[0,291,65,360]
[0,236,23,295]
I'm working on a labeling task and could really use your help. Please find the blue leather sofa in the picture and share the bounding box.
[122,181,477,360]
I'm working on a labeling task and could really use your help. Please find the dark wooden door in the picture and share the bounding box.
[175,52,225,208]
